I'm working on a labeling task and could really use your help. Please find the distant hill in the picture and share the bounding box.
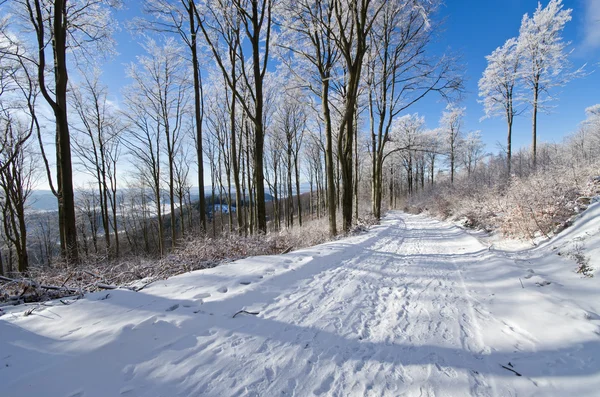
[27,186,288,212]
[28,191,58,211]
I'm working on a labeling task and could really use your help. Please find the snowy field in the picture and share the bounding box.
[1,206,600,396]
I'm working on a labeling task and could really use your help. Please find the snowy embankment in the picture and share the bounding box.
[1,206,600,396]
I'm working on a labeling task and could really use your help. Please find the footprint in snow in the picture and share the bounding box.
[239,281,251,285]
[218,287,228,293]
[166,304,179,312]
[535,280,551,287]
[193,292,211,300]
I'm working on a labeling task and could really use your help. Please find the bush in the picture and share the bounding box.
[405,161,600,241]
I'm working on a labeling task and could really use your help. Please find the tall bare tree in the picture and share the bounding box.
[440,104,464,184]
[70,69,122,256]
[197,0,272,233]
[0,113,36,273]
[277,0,340,235]
[366,0,462,220]
[134,0,208,231]
[2,0,119,263]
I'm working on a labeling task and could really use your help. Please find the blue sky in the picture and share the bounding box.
[87,0,600,189]
[409,0,600,153]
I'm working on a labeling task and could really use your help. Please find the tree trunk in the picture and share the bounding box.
[189,1,207,232]
[54,0,79,264]
[294,154,302,227]
[229,69,243,234]
[532,83,538,169]
[322,81,337,236]
[507,118,512,176]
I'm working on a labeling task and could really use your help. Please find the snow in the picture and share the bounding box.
[2,208,600,396]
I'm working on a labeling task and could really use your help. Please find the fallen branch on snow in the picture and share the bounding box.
[500,364,522,376]
[232,310,260,318]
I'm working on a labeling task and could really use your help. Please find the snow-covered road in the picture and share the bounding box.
[2,211,600,396]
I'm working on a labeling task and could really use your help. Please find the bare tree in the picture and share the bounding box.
[331,0,385,232]
[517,0,580,167]
[2,0,119,263]
[278,0,340,236]
[366,0,462,219]
[70,69,122,257]
[0,113,36,273]
[134,0,208,231]
[197,0,273,233]
[461,131,485,178]
[122,39,186,256]
[440,104,464,184]
[123,38,190,250]
[479,38,520,176]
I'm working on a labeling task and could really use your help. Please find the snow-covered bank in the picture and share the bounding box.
[1,209,599,396]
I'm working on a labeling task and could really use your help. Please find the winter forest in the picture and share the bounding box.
[2,0,600,395]
[0,0,592,275]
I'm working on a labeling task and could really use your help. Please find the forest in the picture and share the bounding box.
[0,0,597,291]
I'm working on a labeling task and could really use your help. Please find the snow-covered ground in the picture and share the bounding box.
[2,206,600,396]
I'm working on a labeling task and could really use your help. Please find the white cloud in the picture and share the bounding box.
[583,0,600,49]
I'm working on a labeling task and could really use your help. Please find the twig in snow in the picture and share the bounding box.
[134,279,156,292]
[281,246,293,255]
[23,307,36,317]
[519,278,524,289]
[500,364,522,376]
[60,294,84,305]
[232,310,260,318]
[60,272,74,288]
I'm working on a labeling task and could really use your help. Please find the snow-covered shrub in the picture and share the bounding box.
[568,243,594,277]
[404,153,600,240]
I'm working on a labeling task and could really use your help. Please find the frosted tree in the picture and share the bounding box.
[440,104,465,184]
[391,114,425,194]
[517,0,579,167]
[575,104,600,159]
[1,0,119,264]
[70,69,123,257]
[479,38,520,176]
[422,128,442,186]
[133,0,208,232]
[461,131,485,178]
[277,0,340,236]
[0,111,37,273]
[366,0,462,219]
[122,38,190,255]
[197,0,273,234]
[331,0,386,232]
[274,87,307,228]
